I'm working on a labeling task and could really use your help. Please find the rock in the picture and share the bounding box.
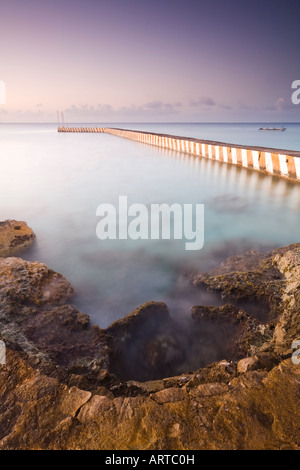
[0,220,35,257]
[194,244,300,342]
[106,302,183,382]
[190,304,269,363]
[212,250,268,275]
[106,301,170,337]
[255,353,281,371]
[1,347,300,449]
[151,387,186,404]
[0,241,300,449]
[92,386,115,399]
[190,382,229,397]
[237,356,258,373]
[77,395,113,424]
[163,374,193,388]
[168,423,181,438]
[0,257,111,385]
[127,379,165,394]
[271,248,300,351]
[60,387,92,417]
[0,257,73,306]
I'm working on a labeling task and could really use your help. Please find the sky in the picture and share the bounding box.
[0,0,300,123]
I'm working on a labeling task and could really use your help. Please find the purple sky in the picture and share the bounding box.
[1,0,300,122]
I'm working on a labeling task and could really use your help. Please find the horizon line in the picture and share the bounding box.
[0,121,299,125]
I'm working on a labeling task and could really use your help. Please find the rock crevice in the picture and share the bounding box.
[0,228,299,449]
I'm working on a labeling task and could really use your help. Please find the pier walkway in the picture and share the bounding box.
[57,126,300,181]
[58,126,104,133]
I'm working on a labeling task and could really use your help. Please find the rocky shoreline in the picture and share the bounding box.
[0,220,299,449]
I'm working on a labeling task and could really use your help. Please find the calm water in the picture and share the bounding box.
[111,122,300,152]
[0,122,300,327]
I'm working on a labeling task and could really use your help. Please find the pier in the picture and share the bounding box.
[104,127,300,182]
[57,125,300,181]
[58,126,104,133]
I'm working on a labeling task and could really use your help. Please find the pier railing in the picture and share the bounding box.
[57,125,300,181]
[58,126,104,133]
[103,127,300,182]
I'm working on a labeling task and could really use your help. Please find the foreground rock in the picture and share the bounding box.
[1,348,299,450]
[107,302,183,382]
[0,220,35,257]
[0,257,111,389]
[194,243,300,353]
[0,243,299,449]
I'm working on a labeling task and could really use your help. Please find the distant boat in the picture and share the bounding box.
[259,127,286,131]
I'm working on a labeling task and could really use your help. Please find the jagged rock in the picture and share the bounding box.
[77,395,113,423]
[151,387,186,404]
[271,248,300,351]
[189,382,229,397]
[212,250,268,274]
[106,302,183,382]
[0,257,111,385]
[106,301,170,337]
[1,347,300,450]
[0,220,35,257]
[0,241,300,449]
[237,356,258,373]
[194,243,300,352]
[0,257,73,306]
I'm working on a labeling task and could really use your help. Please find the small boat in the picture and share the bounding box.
[259,127,286,131]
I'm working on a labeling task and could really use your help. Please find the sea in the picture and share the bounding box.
[0,122,300,327]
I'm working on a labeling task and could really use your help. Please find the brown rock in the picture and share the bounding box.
[0,257,110,382]
[127,379,165,394]
[0,257,73,306]
[77,395,113,423]
[190,382,229,397]
[59,386,92,417]
[1,347,300,450]
[190,304,261,363]
[0,220,35,257]
[0,242,300,449]
[151,387,186,404]
[106,302,183,382]
[237,356,258,373]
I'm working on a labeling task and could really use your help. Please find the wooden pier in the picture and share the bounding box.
[58,126,104,133]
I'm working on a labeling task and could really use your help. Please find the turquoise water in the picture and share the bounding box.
[109,122,300,152]
[0,123,300,327]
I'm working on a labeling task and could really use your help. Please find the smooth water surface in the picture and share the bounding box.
[0,123,299,327]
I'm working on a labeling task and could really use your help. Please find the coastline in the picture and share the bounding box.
[0,221,299,449]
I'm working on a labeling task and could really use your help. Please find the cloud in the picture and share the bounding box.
[143,100,181,112]
[237,102,253,110]
[276,97,285,109]
[190,97,232,110]
[219,103,232,110]
[65,104,113,115]
[190,97,216,107]
[64,101,182,119]
[266,97,297,112]
[3,95,297,123]
[274,97,296,111]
